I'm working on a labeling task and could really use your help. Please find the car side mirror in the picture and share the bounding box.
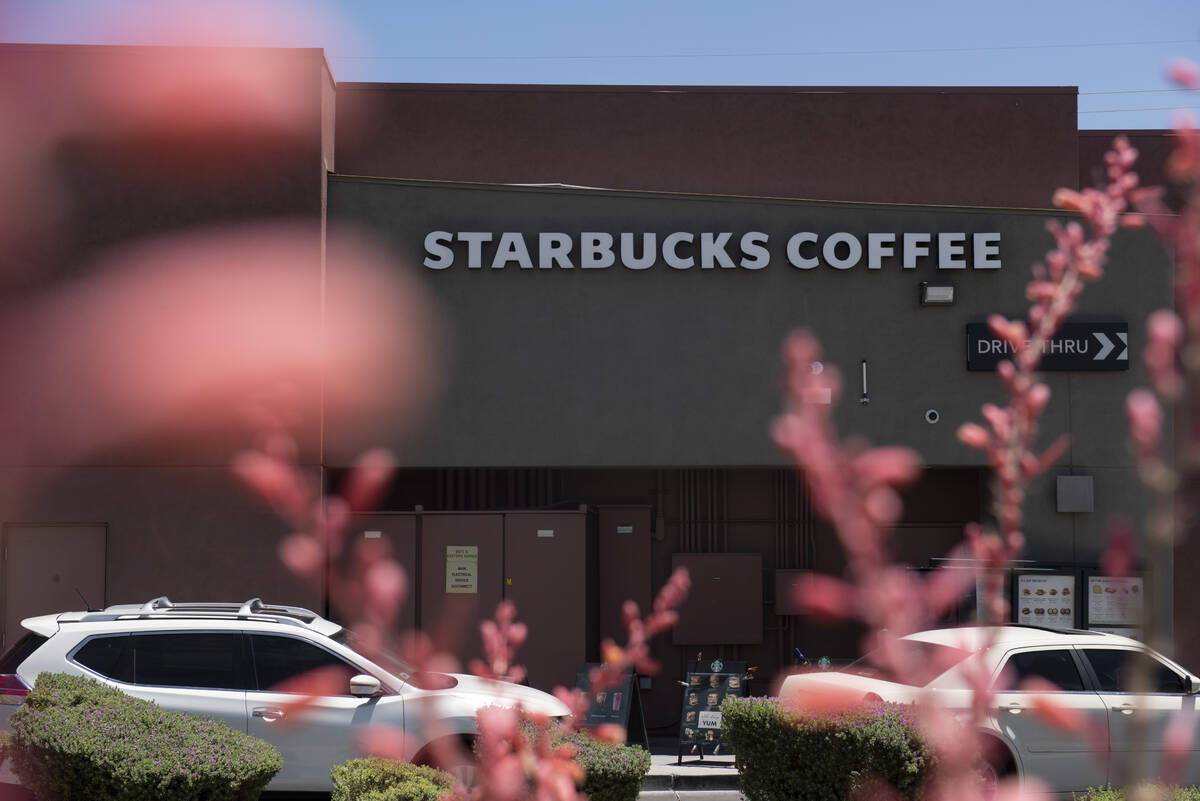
[350,674,382,697]
[1189,677,1200,695]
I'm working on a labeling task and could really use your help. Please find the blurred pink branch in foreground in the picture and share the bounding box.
[773,134,1146,799]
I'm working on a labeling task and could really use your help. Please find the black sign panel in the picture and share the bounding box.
[575,665,649,749]
[678,658,748,760]
[966,321,1128,371]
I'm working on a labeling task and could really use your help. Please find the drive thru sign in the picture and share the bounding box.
[966,321,1128,371]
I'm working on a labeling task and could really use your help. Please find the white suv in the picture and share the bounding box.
[0,597,569,793]
[781,625,1200,795]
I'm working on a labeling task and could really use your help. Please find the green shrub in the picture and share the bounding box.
[496,720,649,801]
[556,731,651,801]
[721,696,933,801]
[1074,787,1200,801]
[7,672,282,801]
[331,757,457,801]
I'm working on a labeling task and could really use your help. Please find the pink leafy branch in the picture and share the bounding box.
[956,136,1143,626]
[462,568,689,801]
[232,424,691,801]
[770,136,1147,800]
[1112,60,1200,790]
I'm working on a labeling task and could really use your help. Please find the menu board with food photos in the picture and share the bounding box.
[1087,576,1144,627]
[575,665,649,749]
[678,659,748,761]
[1015,574,1077,628]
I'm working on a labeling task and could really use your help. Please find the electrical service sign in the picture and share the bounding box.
[445,546,478,594]
[423,230,1003,272]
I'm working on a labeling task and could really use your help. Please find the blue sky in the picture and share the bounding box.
[4,0,1198,129]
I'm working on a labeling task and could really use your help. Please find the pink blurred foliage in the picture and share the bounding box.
[959,135,1140,575]
[1126,59,1200,487]
[236,413,692,800]
[455,569,690,801]
[1112,57,1200,792]
[772,134,1146,799]
[466,599,530,687]
[0,33,438,485]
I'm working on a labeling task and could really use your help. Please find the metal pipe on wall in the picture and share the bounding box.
[686,470,696,551]
[775,470,783,666]
[783,469,791,569]
[700,470,710,551]
[681,468,689,552]
[677,469,684,551]
[723,469,729,551]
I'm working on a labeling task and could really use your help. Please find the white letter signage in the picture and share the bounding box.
[423,229,1004,273]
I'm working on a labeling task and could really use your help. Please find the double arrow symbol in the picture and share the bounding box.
[1094,332,1128,361]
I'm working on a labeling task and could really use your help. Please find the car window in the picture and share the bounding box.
[131,633,248,690]
[1082,649,1189,694]
[999,649,1086,691]
[0,633,47,673]
[249,634,356,694]
[74,635,134,682]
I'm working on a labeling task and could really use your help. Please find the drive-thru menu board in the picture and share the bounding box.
[678,659,747,761]
[1015,574,1076,628]
[1087,576,1143,627]
[575,665,649,749]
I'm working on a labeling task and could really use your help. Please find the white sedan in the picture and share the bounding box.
[780,625,1200,796]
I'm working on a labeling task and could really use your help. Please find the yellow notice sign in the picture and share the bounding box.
[446,546,479,594]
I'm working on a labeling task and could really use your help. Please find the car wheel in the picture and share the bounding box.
[975,738,1015,800]
[975,757,1000,799]
[444,758,478,789]
[416,736,478,789]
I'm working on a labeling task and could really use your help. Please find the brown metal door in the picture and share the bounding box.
[420,514,503,670]
[3,524,106,649]
[597,506,651,645]
[351,514,417,631]
[503,512,588,691]
[672,553,763,645]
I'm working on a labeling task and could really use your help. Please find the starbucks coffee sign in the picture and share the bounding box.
[423,230,1002,272]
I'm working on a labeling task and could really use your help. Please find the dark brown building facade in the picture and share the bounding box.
[0,45,1183,730]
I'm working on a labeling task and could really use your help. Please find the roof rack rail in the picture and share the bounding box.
[1007,623,1103,636]
[72,598,332,631]
[139,596,174,614]
[127,597,320,623]
[238,598,264,617]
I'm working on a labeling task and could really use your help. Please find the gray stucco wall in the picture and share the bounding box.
[327,177,1171,475]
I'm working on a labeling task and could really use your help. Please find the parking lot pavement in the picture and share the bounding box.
[641,792,746,801]
[643,747,741,793]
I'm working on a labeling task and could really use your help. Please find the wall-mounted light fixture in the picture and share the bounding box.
[919,282,956,306]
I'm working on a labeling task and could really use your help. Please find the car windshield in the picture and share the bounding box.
[330,628,415,677]
[842,641,972,687]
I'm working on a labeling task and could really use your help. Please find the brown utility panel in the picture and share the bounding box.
[596,506,652,645]
[503,511,594,691]
[773,569,810,617]
[350,513,417,632]
[419,513,504,670]
[672,553,763,645]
